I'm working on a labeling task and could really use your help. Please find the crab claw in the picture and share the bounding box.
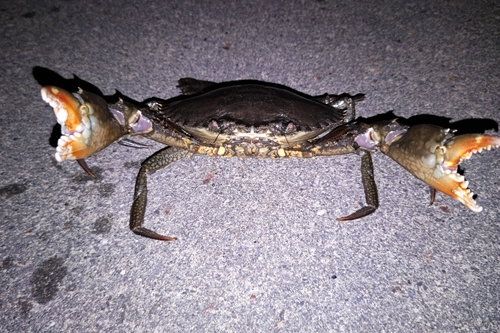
[375,122,500,212]
[41,86,125,162]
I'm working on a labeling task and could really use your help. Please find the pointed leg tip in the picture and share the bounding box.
[132,227,177,241]
[337,206,377,221]
[77,159,97,178]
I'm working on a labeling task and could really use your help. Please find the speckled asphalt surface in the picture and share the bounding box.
[1,0,500,332]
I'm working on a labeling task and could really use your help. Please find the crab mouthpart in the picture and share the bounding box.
[108,99,153,135]
[355,128,379,151]
[128,110,153,135]
[41,86,125,161]
[434,134,500,211]
[383,124,500,212]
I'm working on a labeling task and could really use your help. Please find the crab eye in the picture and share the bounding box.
[284,122,296,133]
[208,119,220,131]
[276,121,296,134]
[147,101,163,111]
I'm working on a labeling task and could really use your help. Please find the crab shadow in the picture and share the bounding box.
[33,66,499,148]
[358,112,498,135]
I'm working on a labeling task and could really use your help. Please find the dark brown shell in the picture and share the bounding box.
[152,83,347,132]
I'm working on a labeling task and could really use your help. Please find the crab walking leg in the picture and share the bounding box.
[337,152,379,221]
[130,147,192,241]
[305,123,383,220]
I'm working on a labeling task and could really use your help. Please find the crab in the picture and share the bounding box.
[41,79,500,241]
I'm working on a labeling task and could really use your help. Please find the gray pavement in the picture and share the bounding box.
[1,0,499,332]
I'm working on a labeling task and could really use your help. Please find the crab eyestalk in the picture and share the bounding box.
[41,86,126,175]
[374,122,500,212]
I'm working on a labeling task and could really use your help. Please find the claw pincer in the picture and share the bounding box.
[377,123,500,212]
[41,86,125,162]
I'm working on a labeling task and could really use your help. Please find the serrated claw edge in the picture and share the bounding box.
[380,124,500,212]
[41,86,125,161]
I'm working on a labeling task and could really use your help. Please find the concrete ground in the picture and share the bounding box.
[1,0,499,332]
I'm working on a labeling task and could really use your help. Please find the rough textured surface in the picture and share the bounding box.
[1,0,499,332]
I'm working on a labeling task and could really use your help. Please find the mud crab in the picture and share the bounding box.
[41,79,500,241]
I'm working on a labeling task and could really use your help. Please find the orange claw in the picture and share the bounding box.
[443,134,500,168]
[378,124,500,212]
[41,86,125,162]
